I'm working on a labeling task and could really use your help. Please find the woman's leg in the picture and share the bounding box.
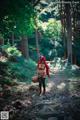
[42,78,46,94]
[38,77,42,94]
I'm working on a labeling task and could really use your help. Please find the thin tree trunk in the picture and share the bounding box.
[73,8,76,64]
[65,4,72,64]
[21,36,29,59]
[63,20,67,59]
[35,28,40,57]
[0,38,4,45]
[34,17,40,57]
[12,32,14,45]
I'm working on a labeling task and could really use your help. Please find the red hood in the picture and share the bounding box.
[37,56,50,76]
[39,56,46,62]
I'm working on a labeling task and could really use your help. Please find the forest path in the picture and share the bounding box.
[1,67,80,120]
[24,68,80,120]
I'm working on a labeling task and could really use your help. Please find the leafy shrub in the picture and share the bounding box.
[2,44,22,61]
[8,58,36,83]
[6,46,21,57]
[0,55,36,86]
[0,44,36,86]
[0,58,12,86]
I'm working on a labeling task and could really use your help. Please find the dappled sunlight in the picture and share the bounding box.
[46,82,55,92]
[0,56,7,62]
[46,81,66,92]
[53,67,59,73]
[57,82,66,90]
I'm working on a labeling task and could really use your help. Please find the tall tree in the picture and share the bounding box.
[65,4,72,64]
[0,0,38,59]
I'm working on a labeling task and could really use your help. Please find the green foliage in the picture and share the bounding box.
[0,0,36,40]
[0,54,36,86]
[0,59,13,86]
[9,59,36,83]
[2,44,22,57]
[63,64,80,78]
[0,45,37,85]
[37,18,64,60]
[0,33,4,39]
[44,19,62,40]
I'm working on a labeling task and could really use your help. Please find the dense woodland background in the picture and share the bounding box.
[0,0,80,85]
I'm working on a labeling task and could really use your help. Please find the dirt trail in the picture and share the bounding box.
[24,69,80,120]
[0,69,80,120]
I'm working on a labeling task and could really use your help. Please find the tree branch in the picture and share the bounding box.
[33,0,41,7]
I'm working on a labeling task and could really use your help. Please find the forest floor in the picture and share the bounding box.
[0,67,80,120]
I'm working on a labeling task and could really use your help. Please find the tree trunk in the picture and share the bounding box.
[72,8,76,64]
[60,3,67,59]
[34,17,40,57]
[35,28,40,57]
[12,32,14,45]
[21,36,29,59]
[65,4,72,64]
[0,38,4,45]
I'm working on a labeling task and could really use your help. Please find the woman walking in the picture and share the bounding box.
[37,55,50,95]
